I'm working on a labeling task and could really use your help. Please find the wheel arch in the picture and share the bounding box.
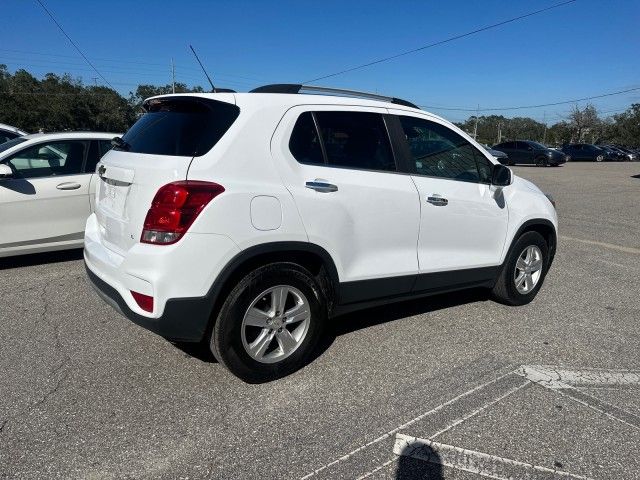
[203,242,340,337]
[509,219,557,270]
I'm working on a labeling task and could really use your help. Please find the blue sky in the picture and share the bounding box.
[1,0,638,123]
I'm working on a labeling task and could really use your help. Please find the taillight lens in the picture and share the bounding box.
[141,181,224,245]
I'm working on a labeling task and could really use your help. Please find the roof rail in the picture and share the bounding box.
[249,83,420,110]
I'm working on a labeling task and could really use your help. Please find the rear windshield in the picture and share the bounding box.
[118,97,240,157]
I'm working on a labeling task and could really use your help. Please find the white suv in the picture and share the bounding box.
[84,85,557,382]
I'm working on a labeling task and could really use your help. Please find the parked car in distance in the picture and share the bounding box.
[85,85,558,382]
[613,146,638,162]
[561,143,610,162]
[492,140,568,166]
[0,132,119,257]
[595,144,625,161]
[0,123,28,144]
[483,144,509,164]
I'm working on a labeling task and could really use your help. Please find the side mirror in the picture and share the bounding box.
[492,163,512,187]
[0,164,13,179]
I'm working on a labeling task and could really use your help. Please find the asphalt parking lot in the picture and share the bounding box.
[1,162,639,480]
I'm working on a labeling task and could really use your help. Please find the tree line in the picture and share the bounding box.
[1,66,638,147]
[455,104,640,147]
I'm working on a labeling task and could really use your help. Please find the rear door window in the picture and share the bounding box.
[314,111,395,171]
[118,97,240,157]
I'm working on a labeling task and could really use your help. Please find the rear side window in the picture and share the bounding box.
[119,98,240,157]
[399,116,491,184]
[289,112,324,165]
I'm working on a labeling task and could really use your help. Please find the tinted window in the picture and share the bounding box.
[314,112,395,171]
[3,141,87,179]
[0,130,20,144]
[289,112,324,165]
[84,140,113,173]
[99,140,113,157]
[516,141,532,150]
[399,116,490,183]
[0,137,27,154]
[119,97,239,157]
[495,142,515,149]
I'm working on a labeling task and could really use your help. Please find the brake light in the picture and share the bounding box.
[141,181,224,245]
[131,291,154,312]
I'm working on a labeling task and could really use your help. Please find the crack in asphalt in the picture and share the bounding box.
[0,282,71,436]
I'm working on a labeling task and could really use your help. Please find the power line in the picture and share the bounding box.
[304,0,577,83]
[420,85,640,112]
[34,0,114,89]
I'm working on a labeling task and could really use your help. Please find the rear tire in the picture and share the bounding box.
[210,263,327,383]
[492,231,549,306]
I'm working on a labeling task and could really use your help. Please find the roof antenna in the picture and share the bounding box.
[189,44,216,92]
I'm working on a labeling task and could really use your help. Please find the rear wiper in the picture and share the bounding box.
[111,136,131,151]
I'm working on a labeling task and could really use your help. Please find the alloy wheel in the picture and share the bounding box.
[240,285,311,364]
[513,245,543,294]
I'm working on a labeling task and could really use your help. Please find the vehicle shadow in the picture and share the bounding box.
[0,248,84,270]
[631,174,640,179]
[173,288,491,368]
[395,442,444,479]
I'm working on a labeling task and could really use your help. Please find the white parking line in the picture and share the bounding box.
[560,235,640,255]
[394,434,594,480]
[298,369,516,479]
[517,365,640,389]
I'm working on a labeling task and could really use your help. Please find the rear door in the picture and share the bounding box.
[495,142,517,163]
[94,96,239,255]
[0,139,91,251]
[391,112,509,281]
[272,106,420,299]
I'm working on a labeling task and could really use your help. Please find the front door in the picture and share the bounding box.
[391,113,509,287]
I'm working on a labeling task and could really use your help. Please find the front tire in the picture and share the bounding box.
[210,263,327,382]
[492,231,549,306]
[534,156,548,167]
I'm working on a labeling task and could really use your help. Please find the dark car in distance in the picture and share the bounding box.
[561,143,609,162]
[482,144,509,164]
[596,144,625,161]
[491,140,568,166]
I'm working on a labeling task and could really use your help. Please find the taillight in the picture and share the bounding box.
[141,181,224,245]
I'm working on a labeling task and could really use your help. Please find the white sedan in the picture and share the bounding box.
[0,132,121,257]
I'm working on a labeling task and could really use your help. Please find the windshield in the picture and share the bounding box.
[0,137,27,155]
[527,141,548,150]
[119,97,240,157]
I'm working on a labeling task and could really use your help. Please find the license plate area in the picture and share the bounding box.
[98,177,130,218]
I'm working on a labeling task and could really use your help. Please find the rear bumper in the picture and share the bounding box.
[86,264,211,341]
[83,213,240,342]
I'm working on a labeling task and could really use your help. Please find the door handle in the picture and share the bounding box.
[305,180,338,193]
[426,195,448,206]
[56,182,81,190]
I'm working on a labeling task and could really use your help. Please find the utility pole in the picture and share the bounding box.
[542,111,548,145]
[497,121,503,144]
[92,77,98,86]
[171,58,176,94]
[472,104,480,140]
